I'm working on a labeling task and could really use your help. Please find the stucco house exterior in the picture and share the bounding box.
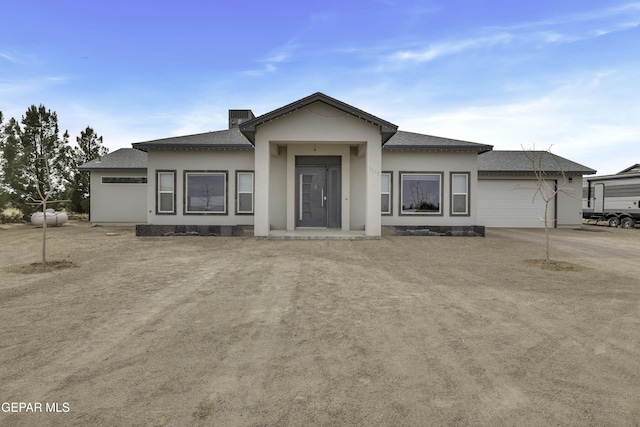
[79,92,595,236]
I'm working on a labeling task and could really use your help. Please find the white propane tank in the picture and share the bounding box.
[31,209,68,227]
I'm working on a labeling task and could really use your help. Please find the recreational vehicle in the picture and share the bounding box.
[583,164,640,228]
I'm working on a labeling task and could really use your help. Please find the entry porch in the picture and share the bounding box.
[239,94,397,238]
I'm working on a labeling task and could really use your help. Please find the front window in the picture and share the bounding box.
[185,172,227,214]
[451,173,469,215]
[157,171,175,214]
[236,171,254,214]
[381,172,392,215]
[401,173,442,215]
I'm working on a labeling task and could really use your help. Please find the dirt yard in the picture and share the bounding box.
[1,222,639,426]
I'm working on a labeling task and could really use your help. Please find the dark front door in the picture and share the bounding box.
[296,161,341,228]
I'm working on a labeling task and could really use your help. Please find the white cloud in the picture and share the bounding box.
[265,52,289,63]
[0,75,73,131]
[0,49,40,65]
[392,3,640,64]
[243,63,277,77]
[243,39,297,76]
[168,106,228,137]
[0,51,15,62]
[392,33,513,62]
[386,70,640,175]
[591,20,640,36]
[572,2,640,22]
[489,2,640,30]
[0,75,70,97]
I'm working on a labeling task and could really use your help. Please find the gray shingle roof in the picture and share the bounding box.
[478,151,596,175]
[384,130,493,152]
[131,127,253,151]
[78,148,148,171]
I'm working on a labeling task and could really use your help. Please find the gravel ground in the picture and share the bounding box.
[1,221,639,426]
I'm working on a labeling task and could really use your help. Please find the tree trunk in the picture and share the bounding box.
[42,202,47,271]
[544,202,550,265]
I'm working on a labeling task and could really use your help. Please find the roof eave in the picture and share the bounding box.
[78,166,147,172]
[384,145,493,153]
[479,170,595,175]
[132,143,253,151]
[586,172,640,180]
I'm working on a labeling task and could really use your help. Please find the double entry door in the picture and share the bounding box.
[296,157,341,228]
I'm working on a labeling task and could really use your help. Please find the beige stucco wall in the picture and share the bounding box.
[145,149,255,226]
[253,101,383,236]
[269,146,287,230]
[349,147,366,230]
[381,151,480,226]
[553,176,584,227]
[89,170,147,224]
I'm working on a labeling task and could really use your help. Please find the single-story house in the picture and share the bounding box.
[79,92,595,236]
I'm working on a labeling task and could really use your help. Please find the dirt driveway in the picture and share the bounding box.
[1,222,639,426]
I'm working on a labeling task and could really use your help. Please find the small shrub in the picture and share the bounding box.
[80,198,91,214]
[0,212,23,224]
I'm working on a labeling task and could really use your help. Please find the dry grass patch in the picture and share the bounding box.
[7,259,77,274]
[523,259,586,271]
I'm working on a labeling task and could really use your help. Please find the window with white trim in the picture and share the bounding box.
[236,171,254,214]
[157,171,175,214]
[381,172,392,215]
[401,173,442,214]
[451,173,469,215]
[185,172,226,214]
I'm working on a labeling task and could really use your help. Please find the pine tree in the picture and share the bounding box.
[0,105,72,213]
[22,106,70,208]
[0,115,26,210]
[69,126,108,213]
[0,111,6,209]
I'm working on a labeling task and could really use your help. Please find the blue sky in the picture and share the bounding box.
[1,0,639,175]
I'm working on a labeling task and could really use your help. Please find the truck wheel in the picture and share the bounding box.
[608,217,621,227]
[621,217,634,229]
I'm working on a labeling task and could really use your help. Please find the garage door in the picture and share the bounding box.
[478,180,554,228]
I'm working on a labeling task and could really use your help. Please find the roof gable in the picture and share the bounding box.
[239,92,398,144]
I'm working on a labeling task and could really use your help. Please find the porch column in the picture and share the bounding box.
[286,150,295,231]
[365,139,382,236]
[254,138,270,236]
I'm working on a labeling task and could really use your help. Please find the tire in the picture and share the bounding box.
[621,217,634,229]
[608,216,621,227]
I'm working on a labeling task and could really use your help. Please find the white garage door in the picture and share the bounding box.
[478,180,554,228]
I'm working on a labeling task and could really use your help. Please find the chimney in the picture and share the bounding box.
[229,110,255,129]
